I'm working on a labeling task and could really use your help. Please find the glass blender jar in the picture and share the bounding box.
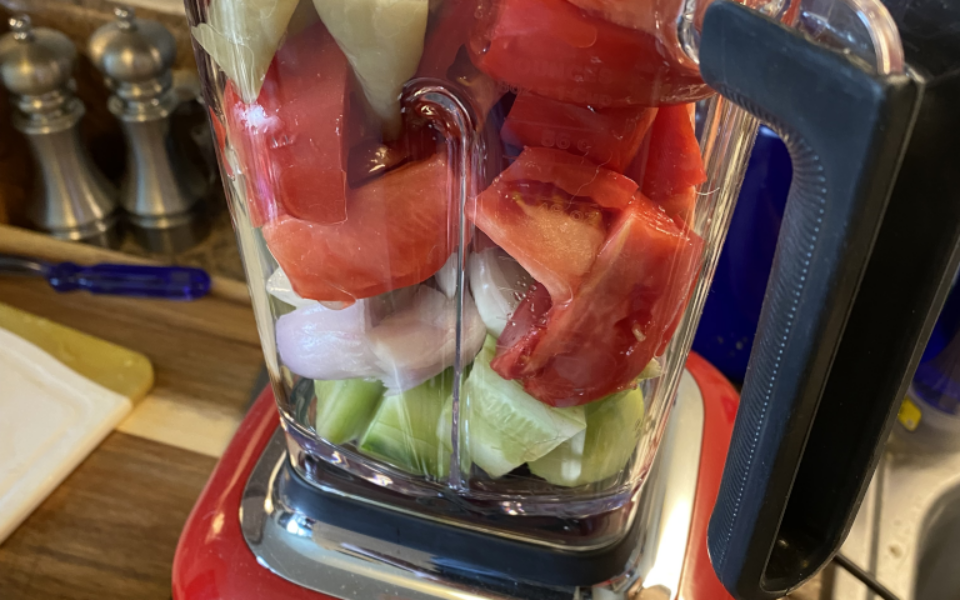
[181,0,916,595]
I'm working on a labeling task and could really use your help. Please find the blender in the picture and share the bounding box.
[170,0,959,597]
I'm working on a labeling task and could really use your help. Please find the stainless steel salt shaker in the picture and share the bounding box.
[89,6,209,254]
[0,16,120,247]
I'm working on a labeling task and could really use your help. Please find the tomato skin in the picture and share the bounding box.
[224,22,367,227]
[493,195,704,406]
[468,147,636,302]
[491,282,552,378]
[262,154,454,304]
[626,103,706,222]
[417,0,483,78]
[502,93,657,172]
[469,0,708,108]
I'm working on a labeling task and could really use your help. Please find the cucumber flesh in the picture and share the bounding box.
[528,387,645,487]
[313,378,385,445]
[358,370,452,479]
[463,337,586,478]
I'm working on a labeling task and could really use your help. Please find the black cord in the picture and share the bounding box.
[832,553,901,600]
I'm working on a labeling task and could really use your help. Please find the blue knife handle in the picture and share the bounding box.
[45,262,212,300]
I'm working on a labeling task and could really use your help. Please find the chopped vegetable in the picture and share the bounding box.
[358,370,453,478]
[262,153,453,304]
[314,378,385,444]
[192,0,301,104]
[267,267,319,309]
[276,285,485,392]
[626,104,706,223]
[566,0,684,41]
[502,92,657,171]
[468,0,708,107]
[312,0,430,138]
[417,0,479,78]
[462,337,586,477]
[368,286,486,393]
[276,301,380,381]
[492,196,704,406]
[468,147,636,303]
[468,247,532,337]
[222,22,368,225]
[528,386,644,486]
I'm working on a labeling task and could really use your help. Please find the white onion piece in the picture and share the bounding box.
[276,285,485,391]
[434,253,458,298]
[275,302,380,380]
[266,268,318,309]
[368,286,486,393]
[468,248,534,337]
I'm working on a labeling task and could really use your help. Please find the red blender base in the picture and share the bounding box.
[172,352,738,600]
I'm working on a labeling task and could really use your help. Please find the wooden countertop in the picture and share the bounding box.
[0,226,827,600]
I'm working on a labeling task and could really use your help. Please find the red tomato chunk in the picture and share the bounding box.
[627,104,706,223]
[469,147,637,302]
[502,92,657,171]
[469,0,709,108]
[492,195,704,406]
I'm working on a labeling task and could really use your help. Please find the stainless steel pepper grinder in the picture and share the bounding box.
[89,6,209,254]
[0,16,120,247]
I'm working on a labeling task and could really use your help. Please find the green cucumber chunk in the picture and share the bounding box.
[462,337,586,478]
[313,378,385,445]
[528,386,645,487]
[358,371,452,479]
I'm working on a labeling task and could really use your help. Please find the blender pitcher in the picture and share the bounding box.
[183,0,917,595]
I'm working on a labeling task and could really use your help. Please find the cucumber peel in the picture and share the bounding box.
[358,370,452,479]
[528,386,645,487]
[314,378,385,444]
[462,337,586,478]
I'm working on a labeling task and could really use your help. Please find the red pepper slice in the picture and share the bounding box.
[262,154,455,305]
[223,22,370,227]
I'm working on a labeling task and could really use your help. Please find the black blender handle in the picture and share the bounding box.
[698,2,919,599]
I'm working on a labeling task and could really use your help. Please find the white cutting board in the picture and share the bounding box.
[0,327,132,543]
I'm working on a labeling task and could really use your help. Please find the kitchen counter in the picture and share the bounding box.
[0,226,827,600]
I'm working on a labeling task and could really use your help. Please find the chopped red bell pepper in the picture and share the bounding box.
[223,21,370,227]
[262,154,455,304]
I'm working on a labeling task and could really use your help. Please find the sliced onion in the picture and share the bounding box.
[368,286,486,393]
[266,268,318,309]
[275,302,380,381]
[276,284,485,392]
[468,248,533,337]
[434,253,458,298]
